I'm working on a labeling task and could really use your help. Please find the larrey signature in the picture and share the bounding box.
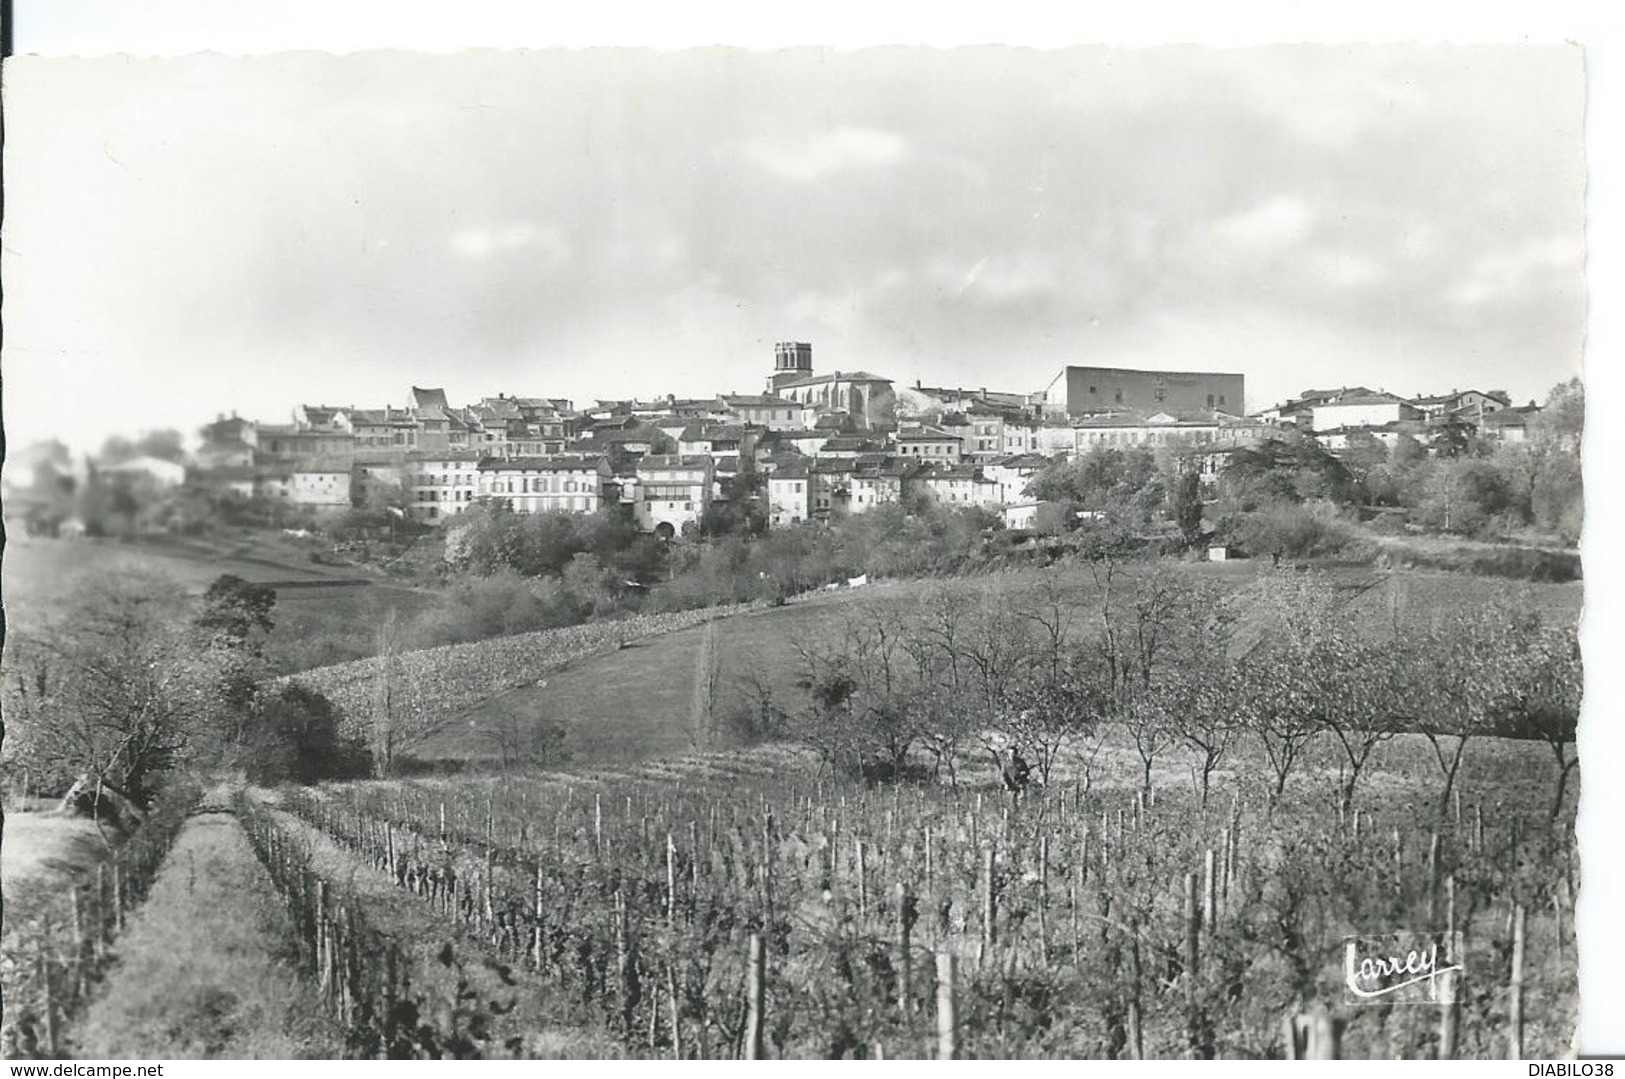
[1343,940,1464,1000]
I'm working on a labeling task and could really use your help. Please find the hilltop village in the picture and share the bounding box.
[10,344,1542,543]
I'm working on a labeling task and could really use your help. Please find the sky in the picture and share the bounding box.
[2,45,1587,453]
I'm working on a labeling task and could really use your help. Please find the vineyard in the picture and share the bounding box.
[289,602,762,747]
[224,736,1573,1060]
[0,563,1582,1059]
[2,781,202,1057]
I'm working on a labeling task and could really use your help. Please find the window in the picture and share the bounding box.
[1114,390,1123,404]
[1088,385,1098,394]
[1219,395,1227,406]
[1206,393,1215,408]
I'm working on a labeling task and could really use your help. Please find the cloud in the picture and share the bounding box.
[946,255,1060,304]
[1447,235,1584,307]
[741,126,909,182]
[449,222,569,265]
[1204,197,1315,256]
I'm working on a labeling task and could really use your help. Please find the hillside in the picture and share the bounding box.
[433,563,1582,768]
[2,532,437,670]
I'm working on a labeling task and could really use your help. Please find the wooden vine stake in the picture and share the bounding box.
[1203,849,1217,929]
[666,831,678,925]
[38,954,58,1058]
[744,932,767,1060]
[1183,871,1201,983]
[1438,883,1460,1061]
[1037,834,1051,965]
[667,964,685,1060]
[935,951,958,1061]
[1427,830,1442,923]
[1284,1010,1344,1060]
[856,837,868,919]
[532,862,546,971]
[896,883,915,1019]
[1509,903,1527,1060]
[70,885,86,998]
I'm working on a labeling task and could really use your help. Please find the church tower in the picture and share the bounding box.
[768,341,813,393]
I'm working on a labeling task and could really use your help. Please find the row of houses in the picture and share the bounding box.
[1254,386,1543,445]
[203,441,1053,537]
[762,452,1053,528]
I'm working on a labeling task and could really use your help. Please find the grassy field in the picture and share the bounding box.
[3,532,437,670]
[427,562,1582,769]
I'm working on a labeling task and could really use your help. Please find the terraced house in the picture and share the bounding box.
[633,454,714,537]
[407,450,483,522]
[893,425,963,462]
[766,460,813,527]
[477,454,612,516]
[915,464,1001,507]
[849,459,910,512]
[1072,410,1228,451]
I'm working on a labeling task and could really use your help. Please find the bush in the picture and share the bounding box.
[242,685,372,785]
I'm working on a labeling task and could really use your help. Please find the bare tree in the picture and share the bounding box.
[728,650,789,747]
[1495,618,1582,821]
[13,571,213,819]
[1236,571,1339,806]
[1403,602,1525,817]
[903,585,978,785]
[790,602,927,781]
[1093,567,1212,793]
[369,609,445,776]
[1313,634,1399,820]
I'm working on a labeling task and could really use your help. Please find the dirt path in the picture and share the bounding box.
[72,810,342,1059]
[1,810,107,894]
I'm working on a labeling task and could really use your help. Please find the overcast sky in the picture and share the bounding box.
[2,45,1586,452]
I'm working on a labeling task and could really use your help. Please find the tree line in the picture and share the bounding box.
[761,561,1579,819]
[3,572,370,821]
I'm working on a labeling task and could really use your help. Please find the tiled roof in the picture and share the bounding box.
[406,449,485,462]
[919,465,982,481]
[411,387,450,410]
[1297,386,1376,403]
[679,422,750,443]
[478,454,605,472]
[774,370,893,389]
[1313,394,1409,408]
[895,426,958,441]
[986,453,1051,469]
[636,454,715,471]
[1481,405,1541,427]
[819,436,880,451]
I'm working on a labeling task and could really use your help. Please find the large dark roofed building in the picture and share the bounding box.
[1057,365,1245,418]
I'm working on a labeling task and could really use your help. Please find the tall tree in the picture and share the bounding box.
[196,574,277,646]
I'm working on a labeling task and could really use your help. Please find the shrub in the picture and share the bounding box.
[242,684,372,785]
